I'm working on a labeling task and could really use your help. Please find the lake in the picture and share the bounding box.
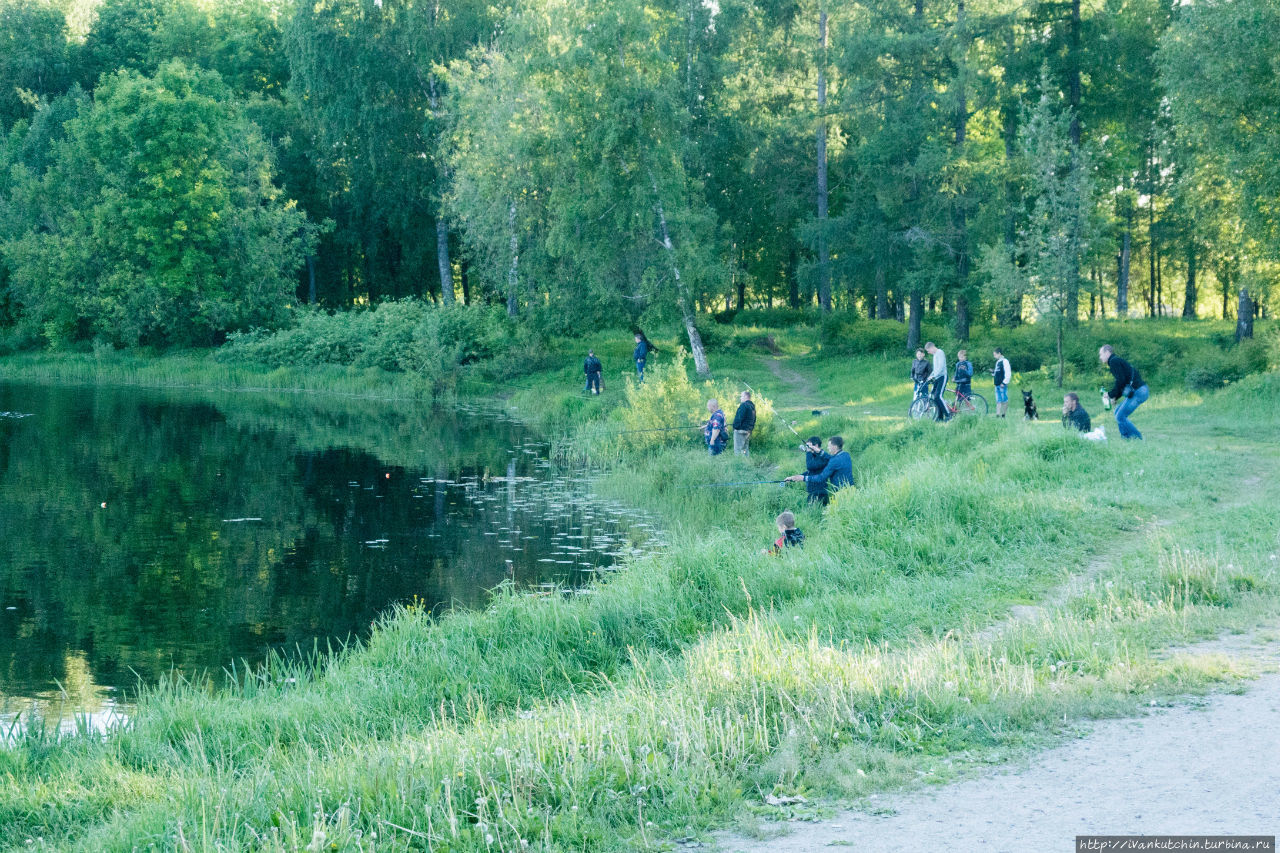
[0,382,658,733]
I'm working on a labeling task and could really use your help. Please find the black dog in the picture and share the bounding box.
[1022,389,1039,420]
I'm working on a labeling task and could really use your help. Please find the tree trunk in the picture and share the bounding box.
[1182,242,1196,318]
[651,173,710,376]
[1056,316,1065,389]
[815,1,831,312]
[875,264,889,319]
[952,0,970,342]
[437,219,454,305]
[306,255,317,305]
[1236,287,1253,341]
[788,247,800,309]
[1117,227,1130,315]
[460,257,471,305]
[506,200,519,318]
[907,289,922,350]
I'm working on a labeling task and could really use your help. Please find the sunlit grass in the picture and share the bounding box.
[1,338,1278,851]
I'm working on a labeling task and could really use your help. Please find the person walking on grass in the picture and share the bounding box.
[732,390,756,455]
[786,436,853,493]
[633,332,652,382]
[925,342,950,421]
[954,349,974,400]
[704,398,728,456]
[583,350,603,395]
[801,436,831,506]
[1100,345,1149,440]
[763,510,805,555]
[992,347,1012,417]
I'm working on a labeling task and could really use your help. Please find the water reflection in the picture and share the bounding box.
[0,382,658,727]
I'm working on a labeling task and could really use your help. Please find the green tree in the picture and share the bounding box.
[2,61,320,347]
[980,78,1096,386]
[0,0,71,130]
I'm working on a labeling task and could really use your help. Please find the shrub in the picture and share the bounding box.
[610,348,775,453]
[217,301,512,396]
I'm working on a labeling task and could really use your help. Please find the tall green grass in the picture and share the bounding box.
[2,348,1278,852]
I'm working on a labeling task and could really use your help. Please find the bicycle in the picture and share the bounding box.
[946,387,988,417]
[909,384,988,420]
[908,382,937,420]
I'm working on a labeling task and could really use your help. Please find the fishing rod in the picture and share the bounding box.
[689,479,788,488]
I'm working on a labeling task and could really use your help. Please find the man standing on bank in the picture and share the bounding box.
[732,390,756,455]
[1100,345,1149,440]
[584,349,603,395]
[992,347,1012,417]
[633,332,652,382]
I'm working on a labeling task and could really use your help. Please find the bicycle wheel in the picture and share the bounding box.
[954,393,988,416]
[909,396,936,420]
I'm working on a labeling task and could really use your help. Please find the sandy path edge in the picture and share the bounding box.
[714,633,1280,853]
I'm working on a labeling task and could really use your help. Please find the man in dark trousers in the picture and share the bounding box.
[732,390,756,455]
[583,350,603,395]
[801,435,830,506]
[925,341,950,421]
[633,333,651,382]
[1100,345,1149,440]
[786,436,853,495]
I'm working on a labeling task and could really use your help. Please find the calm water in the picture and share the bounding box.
[0,382,658,730]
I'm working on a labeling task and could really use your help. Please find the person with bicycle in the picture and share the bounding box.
[992,348,1012,417]
[910,349,930,398]
[924,342,950,422]
[954,349,973,401]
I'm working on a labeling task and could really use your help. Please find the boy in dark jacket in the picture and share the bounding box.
[765,511,805,555]
[910,349,930,396]
[954,349,974,398]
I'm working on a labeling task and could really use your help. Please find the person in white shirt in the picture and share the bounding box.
[924,341,949,421]
[992,347,1012,418]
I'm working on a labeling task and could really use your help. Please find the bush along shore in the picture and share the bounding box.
[1,332,1279,851]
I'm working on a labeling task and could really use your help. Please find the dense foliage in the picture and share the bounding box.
[0,0,1277,361]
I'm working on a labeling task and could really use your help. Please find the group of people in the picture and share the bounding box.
[912,343,1011,420]
[702,391,757,455]
[763,436,855,554]
[582,333,655,393]
[910,342,1149,440]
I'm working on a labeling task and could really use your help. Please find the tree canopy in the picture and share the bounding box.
[0,0,1276,353]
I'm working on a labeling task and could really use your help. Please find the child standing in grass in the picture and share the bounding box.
[766,511,805,554]
[954,349,973,399]
[911,349,930,396]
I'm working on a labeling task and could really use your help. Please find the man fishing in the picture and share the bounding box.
[801,435,831,506]
[785,436,853,494]
[704,398,728,456]
[583,349,603,395]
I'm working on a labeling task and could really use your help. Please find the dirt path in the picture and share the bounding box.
[761,357,819,410]
[717,633,1280,852]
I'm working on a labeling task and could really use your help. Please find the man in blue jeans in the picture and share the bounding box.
[1100,345,1149,440]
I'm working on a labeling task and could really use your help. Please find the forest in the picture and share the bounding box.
[0,0,1276,366]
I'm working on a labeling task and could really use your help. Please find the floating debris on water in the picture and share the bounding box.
[222,517,263,523]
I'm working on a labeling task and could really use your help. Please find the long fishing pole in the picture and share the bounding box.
[688,479,788,488]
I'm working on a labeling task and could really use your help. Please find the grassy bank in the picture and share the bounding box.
[1,333,1279,851]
